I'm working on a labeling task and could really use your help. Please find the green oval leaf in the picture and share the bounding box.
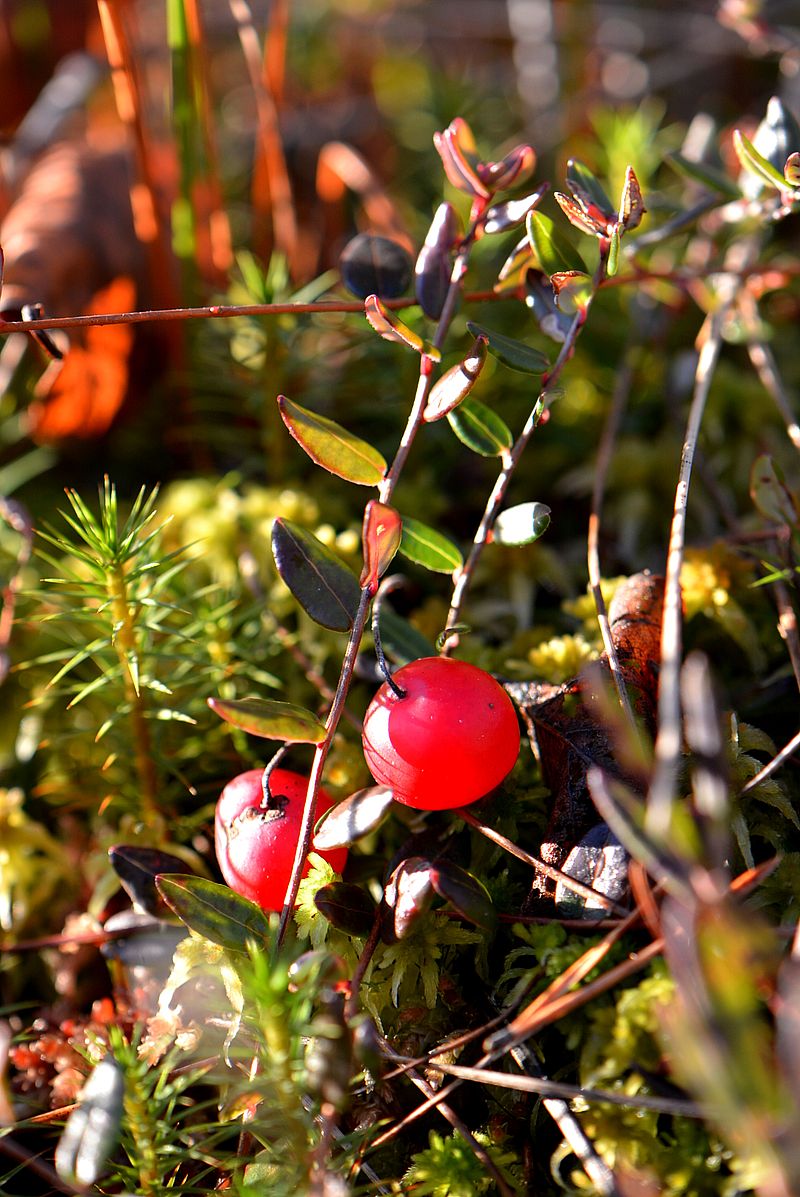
[207,696,327,743]
[399,515,463,573]
[156,874,273,952]
[526,210,587,275]
[278,395,386,486]
[272,518,361,631]
[465,321,549,374]
[313,785,395,850]
[493,501,551,546]
[733,129,787,191]
[447,396,513,457]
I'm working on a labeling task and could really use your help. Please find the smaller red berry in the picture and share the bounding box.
[361,656,519,810]
[214,768,347,912]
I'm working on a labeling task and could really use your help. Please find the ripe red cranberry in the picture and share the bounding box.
[361,656,519,810]
[214,768,347,912]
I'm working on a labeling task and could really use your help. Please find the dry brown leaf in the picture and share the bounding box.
[507,573,664,898]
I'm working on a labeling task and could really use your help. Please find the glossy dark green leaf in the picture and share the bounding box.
[207,695,327,743]
[399,515,463,573]
[272,518,361,631]
[429,860,497,932]
[447,396,513,457]
[666,152,741,199]
[423,335,488,421]
[156,874,273,952]
[492,502,551,546]
[313,785,395,850]
[377,606,437,663]
[278,395,386,486]
[340,233,413,300]
[526,210,586,276]
[314,881,377,936]
[55,1054,124,1187]
[465,321,548,375]
[109,843,193,915]
[565,158,616,220]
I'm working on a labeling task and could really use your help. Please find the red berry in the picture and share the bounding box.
[214,768,347,912]
[361,656,519,810]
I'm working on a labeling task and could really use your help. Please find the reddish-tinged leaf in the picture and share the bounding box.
[365,294,438,358]
[618,165,646,231]
[360,500,402,592]
[433,118,489,199]
[278,394,386,486]
[385,857,436,938]
[207,695,327,743]
[554,192,609,237]
[479,143,537,193]
[482,185,548,235]
[156,874,273,952]
[495,235,535,295]
[272,518,361,631]
[313,785,395,850]
[423,335,488,421]
[550,270,593,315]
[784,152,800,188]
[422,201,461,252]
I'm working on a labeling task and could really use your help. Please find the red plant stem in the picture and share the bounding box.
[442,309,583,651]
[0,290,502,336]
[276,586,373,947]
